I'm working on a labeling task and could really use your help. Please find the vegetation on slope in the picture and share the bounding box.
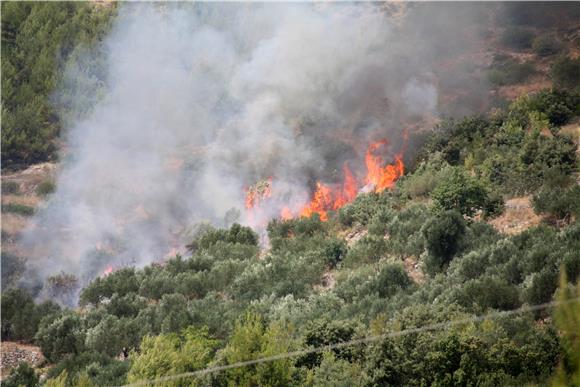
[1,2,115,168]
[2,88,579,386]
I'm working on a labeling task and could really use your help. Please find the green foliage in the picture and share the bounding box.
[128,327,219,387]
[3,362,39,387]
[304,352,363,387]
[338,192,394,227]
[297,319,357,369]
[501,27,535,50]
[551,272,580,386]
[422,210,466,275]
[2,181,20,194]
[188,223,258,252]
[36,179,56,196]
[532,34,563,57]
[550,56,580,90]
[1,203,35,216]
[372,264,412,298]
[1,2,116,167]
[431,167,488,217]
[488,61,535,86]
[1,288,61,342]
[36,312,85,362]
[218,313,296,387]
[533,184,580,221]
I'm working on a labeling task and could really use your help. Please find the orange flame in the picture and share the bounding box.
[365,139,404,192]
[281,206,293,220]
[248,136,405,223]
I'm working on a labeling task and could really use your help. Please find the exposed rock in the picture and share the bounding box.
[1,342,44,379]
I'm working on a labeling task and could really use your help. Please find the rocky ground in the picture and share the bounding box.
[1,342,44,380]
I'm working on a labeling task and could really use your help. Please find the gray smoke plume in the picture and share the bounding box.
[18,2,490,302]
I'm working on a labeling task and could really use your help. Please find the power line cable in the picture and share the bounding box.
[122,297,580,386]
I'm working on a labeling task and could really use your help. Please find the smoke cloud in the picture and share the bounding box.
[19,2,491,302]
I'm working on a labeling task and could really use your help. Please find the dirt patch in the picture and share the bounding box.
[2,162,57,196]
[489,196,543,235]
[344,227,368,247]
[1,342,44,379]
[404,256,424,284]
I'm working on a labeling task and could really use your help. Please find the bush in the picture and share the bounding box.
[2,181,20,194]
[371,264,412,298]
[297,319,357,369]
[550,56,580,90]
[422,210,466,275]
[501,27,535,50]
[431,167,488,217]
[36,312,85,362]
[533,184,580,221]
[1,288,61,342]
[3,362,39,387]
[488,61,535,86]
[1,203,35,216]
[532,35,563,57]
[36,179,56,196]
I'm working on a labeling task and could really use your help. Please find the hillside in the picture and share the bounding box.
[1,2,580,387]
[3,88,580,386]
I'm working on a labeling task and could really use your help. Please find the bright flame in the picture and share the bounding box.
[247,136,405,223]
[365,139,404,192]
[299,182,333,221]
[281,206,293,220]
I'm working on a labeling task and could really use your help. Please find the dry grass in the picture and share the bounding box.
[488,196,543,235]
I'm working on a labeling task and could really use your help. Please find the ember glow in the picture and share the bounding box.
[102,265,113,277]
[245,138,405,222]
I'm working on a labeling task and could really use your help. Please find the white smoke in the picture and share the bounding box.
[19,2,462,298]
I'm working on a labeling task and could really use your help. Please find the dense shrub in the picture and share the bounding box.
[422,210,466,275]
[533,184,580,221]
[3,362,39,387]
[1,288,61,342]
[1,2,116,167]
[2,181,20,194]
[431,167,488,217]
[1,203,35,216]
[36,179,56,196]
[488,61,535,86]
[36,312,85,362]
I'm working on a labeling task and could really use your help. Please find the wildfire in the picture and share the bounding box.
[103,265,113,277]
[365,139,404,192]
[245,177,273,209]
[244,137,405,223]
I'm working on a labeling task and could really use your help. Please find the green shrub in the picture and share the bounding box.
[1,203,35,216]
[533,184,580,220]
[2,181,20,194]
[36,179,56,196]
[371,264,412,298]
[422,210,466,275]
[532,35,563,57]
[501,27,535,50]
[297,318,357,369]
[488,62,535,86]
[35,312,85,362]
[550,56,580,90]
[1,288,61,342]
[1,2,116,167]
[3,362,39,387]
[431,167,488,217]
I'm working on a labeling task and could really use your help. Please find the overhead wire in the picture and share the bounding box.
[121,297,580,386]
